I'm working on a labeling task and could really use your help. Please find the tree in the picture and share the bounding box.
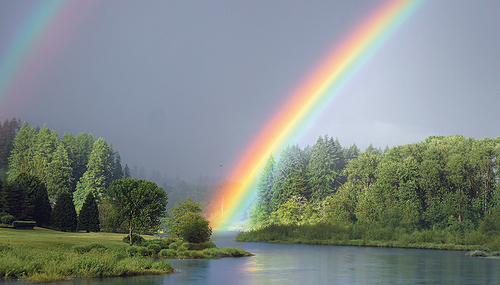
[51,190,77,232]
[250,155,275,226]
[74,138,110,211]
[308,135,343,201]
[107,178,168,245]
[123,164,131,178]
[12,173,51,226]
[7,123,36,181]
[77,191,100,232]
[166,198,211,243]
[0,118,21,173]
[179,212,212,243]
[45,143,73,198]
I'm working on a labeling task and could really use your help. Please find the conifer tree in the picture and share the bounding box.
[51,190,77,232]
[77,191,100,232]
[45,143,73,198]
[124,164,131,178]
[13,173,51,226]
[7,123,36,181]
[74,138,110,211]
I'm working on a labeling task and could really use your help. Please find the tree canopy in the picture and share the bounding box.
[107,178,168,245]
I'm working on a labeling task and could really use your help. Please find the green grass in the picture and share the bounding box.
[0,227,172,282]
[0,227,253,282]
[0,227,154,248]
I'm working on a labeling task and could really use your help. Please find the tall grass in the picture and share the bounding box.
[0,243,173,282]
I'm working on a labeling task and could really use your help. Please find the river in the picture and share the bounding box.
[6,230,500,284]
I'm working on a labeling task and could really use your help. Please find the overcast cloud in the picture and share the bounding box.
[1,0,500,182]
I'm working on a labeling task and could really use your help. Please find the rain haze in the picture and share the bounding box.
[1,0,500,183]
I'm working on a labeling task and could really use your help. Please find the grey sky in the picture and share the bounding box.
[1,0,500,182]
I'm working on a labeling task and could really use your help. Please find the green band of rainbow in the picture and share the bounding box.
[207,0,424,228]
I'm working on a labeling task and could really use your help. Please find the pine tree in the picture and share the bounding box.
[0,118,21,171]
[308,135,342,201]
[51,190,77,232]
[73,138,110,211]
[124,164,131,178]
[7,123,36,181]
[13,173,51,226]
[77,191,100,232]
[45,143,73,198]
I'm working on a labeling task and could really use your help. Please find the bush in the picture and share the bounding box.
[147,244,161,254]
[467,250,488,257]
[1,215,15,225]
[168,241,183,250]
[12,221,36,229]
[136,246,149,257]
[122,234,145,245]
[126,246,138,256]
[159,249,177,258]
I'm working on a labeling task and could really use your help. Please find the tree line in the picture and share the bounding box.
[250,134,500,234]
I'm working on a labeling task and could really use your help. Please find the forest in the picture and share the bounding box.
[243,134,500,250]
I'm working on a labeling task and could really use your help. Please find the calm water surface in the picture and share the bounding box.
[7,231,500,284]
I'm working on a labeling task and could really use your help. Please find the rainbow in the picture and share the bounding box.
[0,1,94,109]
[207,0,424,228]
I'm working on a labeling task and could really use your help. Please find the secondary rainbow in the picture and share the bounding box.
[0,0,94,110]
[207,0,424,228]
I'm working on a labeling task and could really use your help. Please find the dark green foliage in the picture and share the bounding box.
[3,178,32,221]
[122,233,145,245]
[0,118,21,173]
[77,191,100,232]
[12,220,36,229]
[12,173,51,226]
[1,214,14,225]
[51,190,77,232]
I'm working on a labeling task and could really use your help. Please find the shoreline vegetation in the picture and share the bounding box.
[235,223,500,255]
[0,227,252,283]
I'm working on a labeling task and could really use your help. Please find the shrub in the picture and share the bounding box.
[159,249,177,258]
[136,246,149,257]
[122,234,145,245]
[161,237,177,247]
[147,244,161,254]
[168,241,183,250]
[1,215,15,225]
[467,250,488,257]
[126,246,138,256]
[12,221,36,229]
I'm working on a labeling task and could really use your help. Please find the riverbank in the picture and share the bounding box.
[0,227,252,283]
[235,223,499,252]
[0,227,173,282]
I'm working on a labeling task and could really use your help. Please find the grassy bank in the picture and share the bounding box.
[0,227,253,282]
[235,223,500,252]
[0,227,173,282]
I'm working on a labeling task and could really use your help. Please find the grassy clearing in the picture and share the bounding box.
[0,227,171,282]
[0,227,153,248]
